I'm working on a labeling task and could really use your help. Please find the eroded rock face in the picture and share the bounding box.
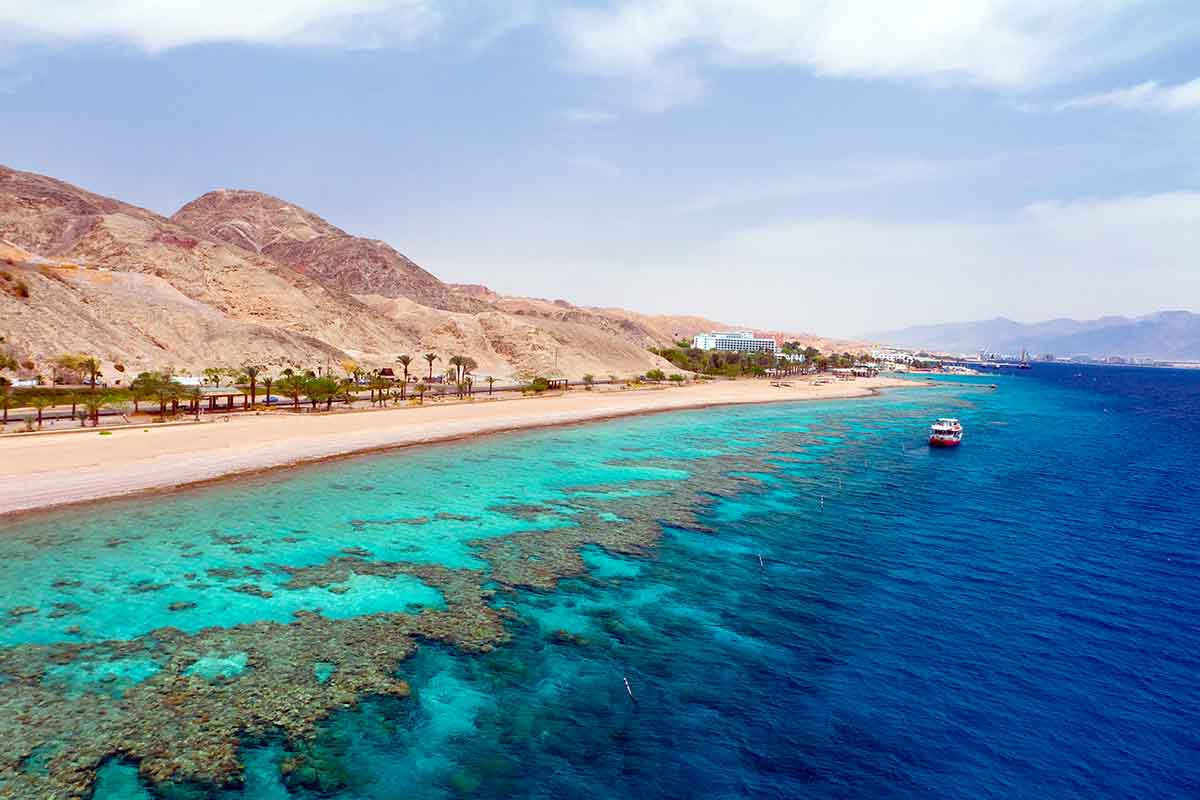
[0,165,403,372]
[172,190,487,314]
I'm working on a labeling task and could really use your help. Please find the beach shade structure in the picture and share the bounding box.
[188,387,249,414]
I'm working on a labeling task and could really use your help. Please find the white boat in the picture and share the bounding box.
[929,418,963,448]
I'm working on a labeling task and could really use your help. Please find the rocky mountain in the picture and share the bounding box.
[173,189,485,313]
[0,164,691,382]
[0,166,401,369]
[874,312,1200,360]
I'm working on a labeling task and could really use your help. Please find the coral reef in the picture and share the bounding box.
[0,429,805,798]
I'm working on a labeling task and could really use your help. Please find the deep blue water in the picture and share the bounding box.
[4,365,1200,798]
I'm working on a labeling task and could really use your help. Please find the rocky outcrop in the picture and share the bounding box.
[173,189,486,313]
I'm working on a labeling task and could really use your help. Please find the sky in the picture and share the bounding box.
[2,1,1200,337]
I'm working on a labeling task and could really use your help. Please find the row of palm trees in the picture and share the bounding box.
[175,352,489,412]
[0,348,505,428]
[0,351,111,426]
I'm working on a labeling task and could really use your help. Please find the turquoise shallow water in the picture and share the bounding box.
[2,367,1199,798]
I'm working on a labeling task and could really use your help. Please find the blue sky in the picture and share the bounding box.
[2,1,1199,336]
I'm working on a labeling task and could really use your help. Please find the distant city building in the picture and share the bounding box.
[692,331,778,354]
[871,347,917,365]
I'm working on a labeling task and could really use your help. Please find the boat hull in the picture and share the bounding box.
[929,437,961,448]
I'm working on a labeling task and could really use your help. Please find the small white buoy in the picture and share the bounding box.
[623,675,636,702]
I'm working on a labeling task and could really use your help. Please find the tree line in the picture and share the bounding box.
[649,341,868,378]
[0,349,500,428]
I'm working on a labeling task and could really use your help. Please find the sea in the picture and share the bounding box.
[0,364,1197,799]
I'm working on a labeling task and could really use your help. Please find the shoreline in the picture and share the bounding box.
[0,377,916,520]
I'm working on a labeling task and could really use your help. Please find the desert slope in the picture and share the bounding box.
[0,165,403,363]
[0,165,680,381]
[173,189,485,313]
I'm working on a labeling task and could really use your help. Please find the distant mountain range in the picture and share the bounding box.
[873,311,1200,361]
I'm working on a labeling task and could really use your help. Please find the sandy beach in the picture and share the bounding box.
[0,377,914,517]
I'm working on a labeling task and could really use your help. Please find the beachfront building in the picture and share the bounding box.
[871,347,917,366]
[691,331,778,355]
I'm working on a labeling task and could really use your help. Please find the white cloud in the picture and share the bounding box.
[704,192,1200,333]
[558,107,619,125]
[415,191,1200,336]
[7,1,1199,116]
[1057,77,1200,113]
[675,160,943,214]
[0,0,443,52]
[561,155,623,176]
[555,0,1199,108]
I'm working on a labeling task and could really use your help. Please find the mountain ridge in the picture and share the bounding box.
[0,164,712,381]
[873,311,1200,360]
[172,189,486,313]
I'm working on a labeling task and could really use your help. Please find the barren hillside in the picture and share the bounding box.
[173,190,485,313]
[0,165,682,382]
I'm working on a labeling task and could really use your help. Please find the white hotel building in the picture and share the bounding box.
[691,331,778,355]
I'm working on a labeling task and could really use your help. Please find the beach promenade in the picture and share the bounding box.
[0,377,913,516]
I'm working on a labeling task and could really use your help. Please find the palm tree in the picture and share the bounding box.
[448,355,465,383]
[145,375,173,416]
[242,364,263,406]
[415,382,428,404]
[185,385,203,421]
[28,394,53,429]
[0,378,10,425]
[583,374,595,390]
[84,392,110,427]
[304,377,339,410]
[52,353,79,385]
[369,374,389,407]
[441,366,459,398]
[423,352,438,380]
[77,356,101,390]
[64,391,82,419]
[129,372,158,413]
[0,353,15,425]
[462,358,478,397]
[337,379,356,407]
[262,374,275,406]
[276,374,306,412]
[396,355,412,399]
[486,376,495,396]
[0,352,16,390]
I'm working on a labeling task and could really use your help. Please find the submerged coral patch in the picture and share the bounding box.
[183,651,249,681]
